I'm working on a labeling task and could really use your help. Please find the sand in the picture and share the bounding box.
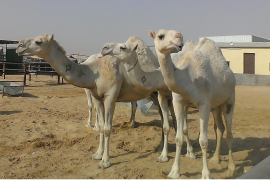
[0,75,270,179]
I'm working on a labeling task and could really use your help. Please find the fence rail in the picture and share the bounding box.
[0,61,63,85]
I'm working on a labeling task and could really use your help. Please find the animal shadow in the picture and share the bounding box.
[0,110,22,115]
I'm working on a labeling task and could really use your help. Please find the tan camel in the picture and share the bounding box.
[16,34,174,169]
[82,54,137,130]
[101,40,198,161]
[149,29,236,179]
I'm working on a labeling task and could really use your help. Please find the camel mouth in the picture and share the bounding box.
[101,50,112,57]
[101,44,113,57]
[174,44,182,51]
[171,41,183,51]
[16,48,27,56]
[176,46,182,51]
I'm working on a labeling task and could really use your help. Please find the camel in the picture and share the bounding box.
[82,54,137,130]
[101,40,198,161]
[149,29,236,179]
[15,34,175,169]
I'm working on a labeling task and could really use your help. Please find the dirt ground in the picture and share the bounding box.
[0,75,270,179]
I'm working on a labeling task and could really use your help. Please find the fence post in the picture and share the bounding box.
[58,74,60,84]
[23,62,27,86]
[3,62,5,79]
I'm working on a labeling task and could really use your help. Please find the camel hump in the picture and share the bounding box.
[170,40,197,65]
[182,40,197,52]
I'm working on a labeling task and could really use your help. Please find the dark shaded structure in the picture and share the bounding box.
[0,40,23,75]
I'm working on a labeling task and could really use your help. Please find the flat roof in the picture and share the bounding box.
[200,35,270,43]
[216,42,270,48]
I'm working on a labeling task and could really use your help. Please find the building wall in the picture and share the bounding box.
[220,47,270,75]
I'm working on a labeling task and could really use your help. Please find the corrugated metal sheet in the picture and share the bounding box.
[199,35,270,43]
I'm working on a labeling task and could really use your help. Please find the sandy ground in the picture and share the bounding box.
[0,75,270,179]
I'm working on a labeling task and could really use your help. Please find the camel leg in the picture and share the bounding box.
[84,88,94,128]
[129,101,137,128]
[93,112,99,131]
[167,93,185,179]
[156,93,170,162]
[168,99,177,132]
[98,95,117,169]
[150,92,164,151]
[210,106,225,164]
[198,102,211,179]
[91,96,105,160]
[221,93,235,177]
[183,103,196,159]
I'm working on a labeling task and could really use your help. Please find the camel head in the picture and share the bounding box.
[101,43,138,63]
[149,29,184,54]
[16,34,65,58]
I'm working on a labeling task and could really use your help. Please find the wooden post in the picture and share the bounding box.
[23,63,27,86]
[58,74,60,84]
[3,62,5,79]
[28,64,31,81]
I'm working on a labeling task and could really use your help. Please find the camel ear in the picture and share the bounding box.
[50,34,54,41]
[132,44,138,51]
[149,30,156,39]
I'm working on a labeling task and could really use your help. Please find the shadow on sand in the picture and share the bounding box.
[112,117,270,179]
[0,110,22,115]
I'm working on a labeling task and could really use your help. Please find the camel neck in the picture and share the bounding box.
[123,55,165,92]
[42,47,97,88]
[157,51,188,94]
[127,59,139,72]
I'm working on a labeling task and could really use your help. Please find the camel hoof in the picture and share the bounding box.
[85,124,93,128]
[98,160,111,169]
[201,170,211,179]
[227,163,235,177]
[156,155,168,163]
[93,126,100,131]
[129,121,135,128]
[185,152,196,159]
[168,169,180,179]
[92,152,103,160]
[209,156,220,164]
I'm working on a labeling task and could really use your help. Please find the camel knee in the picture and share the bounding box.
[220,125,225,134]
[199,138,208,149]
[104,126,111,137]
[226,132,233,141]
[175,136,184,147]
[163,124,170,135]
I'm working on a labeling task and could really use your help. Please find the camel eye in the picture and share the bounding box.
[120,46,126,50]
[18,43,23,47]
[158,34,165,40]
[35,41,42,45]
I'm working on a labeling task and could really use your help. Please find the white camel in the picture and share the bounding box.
[16,34,175,169]
[101,40,198,161]
[82,54,137,130]
[149,29,236,179]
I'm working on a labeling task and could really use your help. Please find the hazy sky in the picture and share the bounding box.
[0,0,269,56]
